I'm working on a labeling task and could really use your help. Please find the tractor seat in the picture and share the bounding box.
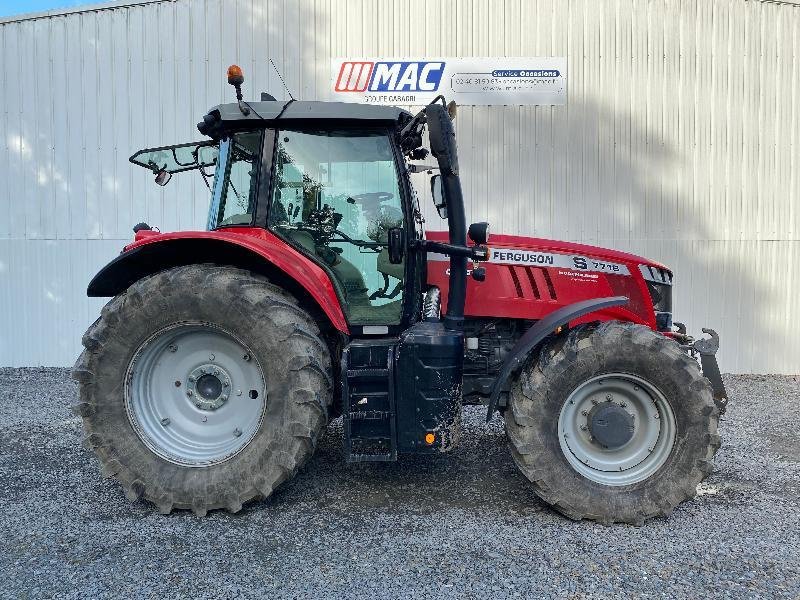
[376,248,404,280]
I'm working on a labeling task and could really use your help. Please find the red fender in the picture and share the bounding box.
[89,227,349,334]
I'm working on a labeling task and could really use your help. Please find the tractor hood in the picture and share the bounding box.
[426,231,667,271]
[426,231,668,328]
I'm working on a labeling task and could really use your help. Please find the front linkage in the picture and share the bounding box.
[673,324,728,414]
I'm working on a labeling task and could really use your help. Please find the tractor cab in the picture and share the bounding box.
[129,87,486,337]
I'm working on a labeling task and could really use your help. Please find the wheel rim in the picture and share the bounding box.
[557,373,676,486]
[125,322,266,467]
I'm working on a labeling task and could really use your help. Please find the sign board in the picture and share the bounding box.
[330,57,567,106]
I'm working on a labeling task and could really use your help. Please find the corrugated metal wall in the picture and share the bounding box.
[1,0,798,372]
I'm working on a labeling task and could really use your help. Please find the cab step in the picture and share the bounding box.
[341,339,398,462]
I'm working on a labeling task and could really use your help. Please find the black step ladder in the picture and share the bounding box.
[341,339,398,462]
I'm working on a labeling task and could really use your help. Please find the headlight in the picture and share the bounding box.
[468,222,490,245]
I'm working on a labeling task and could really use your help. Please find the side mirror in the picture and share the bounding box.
[430,174,447,219]
[387,227,405,264]
[447,100,458,120]
[154,168,172,186]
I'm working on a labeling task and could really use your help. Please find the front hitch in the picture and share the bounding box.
[675,324,728,414]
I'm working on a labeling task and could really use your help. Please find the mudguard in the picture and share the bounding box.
[86,228,350,334]
[485,296,629,422]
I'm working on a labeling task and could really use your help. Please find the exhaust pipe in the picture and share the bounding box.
[426,103,467,331]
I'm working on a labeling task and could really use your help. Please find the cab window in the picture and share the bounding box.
[207,131,262,229]
[268,129,405,325]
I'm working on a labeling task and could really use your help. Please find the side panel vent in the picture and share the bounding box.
[507,266,524,297]
[523,267,541,299]
[503,265,557,300]
[538,267,558,300]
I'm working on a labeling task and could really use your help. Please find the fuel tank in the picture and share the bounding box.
[425,231,669,328]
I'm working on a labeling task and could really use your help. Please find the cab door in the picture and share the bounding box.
[267,128,413,330]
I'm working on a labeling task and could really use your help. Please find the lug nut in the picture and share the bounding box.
[186,390,193,397]
[243,354,251,362]
[209,354,215,361]
[196,401,203,408]
[580,425,588,431]
[581,410,588,416]
[160,417,170,426]
[233,428,242,437]
[223,380,229,387]
[168,345,177,353]
[236,390,242,396]
[606,394,613,401]
[202,416,208,423]
[620,402,627,408]
[592,399,599,405]
[174,380,181,387]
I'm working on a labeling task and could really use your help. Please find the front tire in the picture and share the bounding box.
[505,321,720,525]
[72,265,333,515]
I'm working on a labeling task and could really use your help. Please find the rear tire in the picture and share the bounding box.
[72,265,333,515]
[505,321,720,525]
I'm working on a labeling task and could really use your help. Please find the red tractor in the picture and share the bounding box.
[73,67,726,524]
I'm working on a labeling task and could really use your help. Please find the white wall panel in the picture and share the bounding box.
[0,0,798,372]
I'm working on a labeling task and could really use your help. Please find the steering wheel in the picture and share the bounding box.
[346,192,394,204]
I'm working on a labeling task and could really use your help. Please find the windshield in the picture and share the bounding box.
[207,131,263,229]
[130,141,218,174]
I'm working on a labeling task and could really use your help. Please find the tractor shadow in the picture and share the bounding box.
[263,407,549,517]
[248,375,799,521]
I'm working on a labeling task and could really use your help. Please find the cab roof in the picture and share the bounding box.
[211,100,412,126]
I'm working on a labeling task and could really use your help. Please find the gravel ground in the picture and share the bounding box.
[1,369,798,599]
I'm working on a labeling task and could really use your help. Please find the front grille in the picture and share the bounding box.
[641,265,673,285]
[640,264,674,330]
[655,311,673,331]
[646,281,673,314]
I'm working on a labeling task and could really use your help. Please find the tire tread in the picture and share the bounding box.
[72,264,333,515]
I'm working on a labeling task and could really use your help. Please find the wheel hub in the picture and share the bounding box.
[125,323,266,467]
[588,402,635,449]
[558,373,677,486]
[188,364,231,410]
